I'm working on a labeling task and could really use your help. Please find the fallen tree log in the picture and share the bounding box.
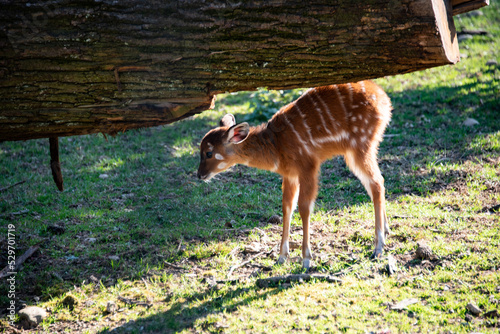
[0,0,485,142]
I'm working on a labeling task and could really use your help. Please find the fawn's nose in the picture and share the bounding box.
[197,168,205,180]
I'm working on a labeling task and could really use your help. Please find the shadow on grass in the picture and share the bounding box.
[97,283,292,334]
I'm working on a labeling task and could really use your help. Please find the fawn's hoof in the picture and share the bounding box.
[275,255,287,265]
[302,258,312,270]
[370,249,384,259]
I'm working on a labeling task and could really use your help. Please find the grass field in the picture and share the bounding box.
[1,3,499,333]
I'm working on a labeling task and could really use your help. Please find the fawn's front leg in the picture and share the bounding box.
[277,177,299,265]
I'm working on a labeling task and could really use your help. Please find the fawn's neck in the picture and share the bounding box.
[233,123,279,172]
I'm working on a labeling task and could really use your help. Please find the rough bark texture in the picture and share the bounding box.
[0,0,463,141]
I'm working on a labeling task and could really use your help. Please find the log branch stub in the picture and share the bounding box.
[49,137,63,191]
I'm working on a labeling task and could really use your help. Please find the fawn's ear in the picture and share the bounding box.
[220,114,236,127]
[226,123,250,144]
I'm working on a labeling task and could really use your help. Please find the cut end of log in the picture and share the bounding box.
[452,0,489,16]
[432,0,460,65]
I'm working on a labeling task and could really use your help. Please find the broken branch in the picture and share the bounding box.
[0,180,26,192]
[256,274,343,288]
[0,243,41,279]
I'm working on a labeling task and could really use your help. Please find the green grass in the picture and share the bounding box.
[1,4,500,333]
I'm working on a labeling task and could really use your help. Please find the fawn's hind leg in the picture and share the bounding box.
[297,166,320,269]
[344,150,389,258]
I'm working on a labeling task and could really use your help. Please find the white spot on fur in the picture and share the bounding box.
[207,142,213,150]
[217,162,227,169]
[352,126,358,133]
[215,153,224,160]
[350,138,357,147]
[360,81,366,93]
[347,83,353,106]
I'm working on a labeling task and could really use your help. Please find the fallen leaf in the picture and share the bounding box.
[466,302,481,316]
[463,118,479,126]
[390,298,419,310]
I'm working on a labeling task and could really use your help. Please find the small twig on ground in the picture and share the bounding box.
[0,209,29,218]
[117,296,151,307]
[253,227,271,243]
[0,180,26,192]
[392,215,415,220]
[329,259,366,276]
[0,243,41,279]
[266,244,277,256]
[176,238,183,252]
[228,249,269,278]
[209,228,251,235]
[390,298,419,310]
[228,245,241,259]
[256,274,342,288]
[141,277,150,291]
[164,261,187,271]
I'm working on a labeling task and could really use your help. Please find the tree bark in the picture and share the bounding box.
[0,0,464,141]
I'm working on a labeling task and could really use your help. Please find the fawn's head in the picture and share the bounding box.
[197,114,250,181]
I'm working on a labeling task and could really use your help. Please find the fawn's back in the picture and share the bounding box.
[262,80,391,176]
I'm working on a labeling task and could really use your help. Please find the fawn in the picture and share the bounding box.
[197,80,392,269]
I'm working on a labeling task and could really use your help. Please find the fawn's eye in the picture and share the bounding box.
[206,152,213,159]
